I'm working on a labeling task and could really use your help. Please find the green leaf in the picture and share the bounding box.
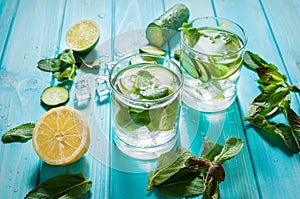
[181,22,200,47]
[214,138,244,164]
[281,102,300,142]
[37,58,63,72]
[201,137,223,161]
[256,66,286,86]
[244,114,300,153]
[56,64,77,81]
[1,123,35,143]
[58,49,76,65]
[243,51,277,71]
[147,146,194,190]
[155,168,204,198]
[76,56,101,69]
[129,108,151,126]
[25,174,92,199]
[252,84,289,109]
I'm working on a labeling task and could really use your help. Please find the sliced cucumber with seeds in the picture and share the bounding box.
[139,45,166,56]
[41,86,69,107]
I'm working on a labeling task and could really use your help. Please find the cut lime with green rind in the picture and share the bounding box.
[66,20,100,53]
[147,98,179,131]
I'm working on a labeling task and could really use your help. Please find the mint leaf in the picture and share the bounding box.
[201,137,223,161]
[129,108,151,126]
[214,137,244,164]
[244,114,300,153]
[155,168,204,198]
[181,22,200,47]
[243,51,300,153]
[76,56,101,69]
[147,138,243,198]
[147,146,194,191]
[25,174,92,199]
[257,66,286,86]
[282,102,300,143]
[252,84,289,109]
[243,51,277,71]
[37,58,63,72]
[58,49,76,65]
[1,123,35,143]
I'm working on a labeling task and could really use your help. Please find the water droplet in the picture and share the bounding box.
[97,13,105,18]
[273,159,278,162]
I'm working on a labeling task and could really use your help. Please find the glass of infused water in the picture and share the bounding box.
[109,53,183,159]
[180,16,247,112]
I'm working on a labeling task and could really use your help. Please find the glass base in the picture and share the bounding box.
[113,132,178,160]
[182,85,236,112]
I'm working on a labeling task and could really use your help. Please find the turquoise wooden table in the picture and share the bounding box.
[0,0,299,198]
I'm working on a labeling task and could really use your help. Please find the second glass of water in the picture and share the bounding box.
[180,16,247,112]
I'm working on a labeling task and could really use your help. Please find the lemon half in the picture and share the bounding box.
[32,106,90,165]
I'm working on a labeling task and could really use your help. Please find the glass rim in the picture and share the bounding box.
[181,16,248,57]
[109,53,184,103]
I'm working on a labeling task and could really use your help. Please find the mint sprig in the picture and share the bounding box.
[147,137,244,198]
[243,51,300,153]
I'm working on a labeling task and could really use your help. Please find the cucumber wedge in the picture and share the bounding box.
[146,4,190,47]
[41,86,69,107]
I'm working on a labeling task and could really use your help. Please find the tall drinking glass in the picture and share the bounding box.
[109,54,183,160]
[180,16,247,112]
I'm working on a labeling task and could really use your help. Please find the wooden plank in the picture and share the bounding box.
[0,0,66,198]
[214,0,300,198]
[36,1,114,199]
[165,1,260,199]
[0,0,19,64]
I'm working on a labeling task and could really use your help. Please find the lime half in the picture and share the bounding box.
[66,20,100,53]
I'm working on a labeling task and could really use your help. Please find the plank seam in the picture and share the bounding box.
[0,0,21,68]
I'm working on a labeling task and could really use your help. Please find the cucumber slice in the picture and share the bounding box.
[139,45,166,56]
[41,86,69,107]
[180,52,200,79]
[129,56,156,65]
[192,59,210,82]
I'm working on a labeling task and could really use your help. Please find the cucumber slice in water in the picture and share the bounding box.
[41,86,69,107]
[139,45,166,56]
[180,52,200,79]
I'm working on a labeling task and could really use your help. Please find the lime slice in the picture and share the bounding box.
[66,20,100,53]
[147,98,179,131]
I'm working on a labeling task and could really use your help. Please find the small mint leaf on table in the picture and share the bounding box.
[1,123,35,143]
[25,173,92,199]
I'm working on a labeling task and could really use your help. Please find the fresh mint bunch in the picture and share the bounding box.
[147,137,244,198]
[37,49,100,82]
[243,51,300,153]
